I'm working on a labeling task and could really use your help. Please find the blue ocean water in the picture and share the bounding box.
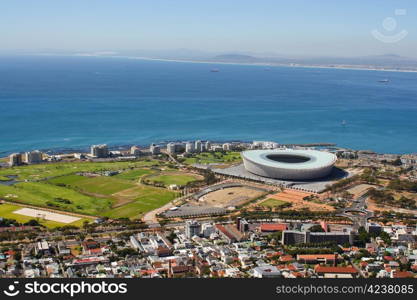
[0,55,416,155]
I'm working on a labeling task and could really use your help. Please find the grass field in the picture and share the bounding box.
[260,198,289,208]
[115,169,155,181]
[0,203,88,228]
[48,174,87,185]
[0,182,113,215]
[0,176,11,181]
[0,160,184,220]
[104,185,178,219]
[147,171,200,186]
[184,151,242,165]
[0,160,163,181]
[60,176,135,195]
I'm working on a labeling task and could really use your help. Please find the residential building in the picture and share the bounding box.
[253,265,281,278]
[185,142,195,153]
[282,230,354,245]
[185,220,201,239]
[167,142,184,154]
[195,140,203,153]
[150,143,160,155]
[25,150,43,164]
[35,241,51,256]
[90,144,108,158]
[130,146,142,156]
[9,153,22,166]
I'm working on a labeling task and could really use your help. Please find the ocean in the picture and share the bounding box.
[0,55,416,155]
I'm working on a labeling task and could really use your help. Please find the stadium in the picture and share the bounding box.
[241,149,337,180]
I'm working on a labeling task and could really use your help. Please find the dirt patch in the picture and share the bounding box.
[198,186,266,208]
[269,189,335,212]
[347,184,376,197]
[367,197,417,215]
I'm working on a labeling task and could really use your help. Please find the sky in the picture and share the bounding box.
[0,0,416,58]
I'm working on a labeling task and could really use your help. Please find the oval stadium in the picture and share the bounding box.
[241,149,337,180]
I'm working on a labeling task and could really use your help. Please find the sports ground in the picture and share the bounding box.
[0,160,201,223]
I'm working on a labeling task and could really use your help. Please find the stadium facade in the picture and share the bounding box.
[241,149,337,180]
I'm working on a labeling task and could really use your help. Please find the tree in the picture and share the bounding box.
[309,224,325,232]
[203,170,217,185]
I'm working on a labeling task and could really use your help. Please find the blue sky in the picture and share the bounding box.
[1,0,416,57]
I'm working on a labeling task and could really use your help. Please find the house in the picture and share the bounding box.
[296,254,340,265]
[57,242,71,256]
[169,265,194,277]
[391,270,415,278]
[156,246,171,257]
[253,265,282,278]
[35,241,51,256]
[259,223,287,233]
[82,240,102,255]
[314,265,359,278]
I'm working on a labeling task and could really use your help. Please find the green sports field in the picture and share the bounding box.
[0,182,113,215]
[102,185,178,219]
[259,198,289,208]
[0,160,163,181]
[0,160,183,220]
[147,171,200,186]
[184,151,242,165]
[51,176,135,195]
[115,169,155,181]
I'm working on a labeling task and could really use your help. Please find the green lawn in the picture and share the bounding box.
[0,160,182,220]
[0,203,89,228]
[0,182,113,215]
[184,151,242,165]
[102,185,178,219]
[66,176,135,195]
[260,198,289,208]
[0,160,163,181]
[48,174,88,185]
[147,171,199,186]
[115,169,155,181]
[0,176,11,181]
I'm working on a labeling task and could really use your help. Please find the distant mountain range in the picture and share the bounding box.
[206,53,417,71]
[5,49,417,71]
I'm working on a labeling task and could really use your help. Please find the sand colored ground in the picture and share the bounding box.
[347,184,376,197]
[269,189,335,211]
[199,186,266,208]
[367,192,417,215]
[13,207,81,223]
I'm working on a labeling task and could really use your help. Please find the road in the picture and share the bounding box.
[336,192,374,230]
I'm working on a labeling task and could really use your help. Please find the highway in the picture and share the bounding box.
[336,192,374,230]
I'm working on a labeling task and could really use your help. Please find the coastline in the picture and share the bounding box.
[0,139,411,159]
[72,53,417,74]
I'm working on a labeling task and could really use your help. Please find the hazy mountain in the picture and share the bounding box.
[6,48,417,71]
[213,54,259,62]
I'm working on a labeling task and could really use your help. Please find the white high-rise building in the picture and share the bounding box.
[195,140,203,153]
[90,144,109,158]
[223,143,232,151]
[185,142,195,153]
[167,142,176,154]
[202,223,215,238]
[150,144,161,155]
[167,143,184,154]
[205,141,211,152]
[25,150,43,164]
[9,153,23,166]
[130,146,142,156]
[185,220,201,239]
